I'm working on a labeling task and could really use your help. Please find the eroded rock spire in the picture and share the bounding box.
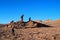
[20,14,24,22]
[29,17,31,21]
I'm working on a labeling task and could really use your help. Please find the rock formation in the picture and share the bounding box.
[3,15,50,29]
[0,15,60,40]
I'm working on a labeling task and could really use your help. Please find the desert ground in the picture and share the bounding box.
[0,15,60,40]
[0,27,60,40]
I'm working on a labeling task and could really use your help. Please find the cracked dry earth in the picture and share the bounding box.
[0,27,60,40]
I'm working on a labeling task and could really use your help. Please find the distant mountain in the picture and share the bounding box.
[34,20,42,23]
[0,24,5,27]
[54,19,60,24]
[43,19,60,27]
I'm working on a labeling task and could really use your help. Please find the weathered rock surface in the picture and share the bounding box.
[0,27,60,40]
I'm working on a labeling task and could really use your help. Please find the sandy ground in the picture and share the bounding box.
[0,27,60,40]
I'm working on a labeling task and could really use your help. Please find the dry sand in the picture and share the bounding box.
[0,27,60,40]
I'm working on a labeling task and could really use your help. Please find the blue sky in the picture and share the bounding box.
[0,0,60,24]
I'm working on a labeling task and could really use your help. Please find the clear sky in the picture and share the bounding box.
[0,0,60,24]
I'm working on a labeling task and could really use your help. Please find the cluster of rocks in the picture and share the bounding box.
[0,15,54,40]
[0,15,50,37]
[6,15,51,29]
